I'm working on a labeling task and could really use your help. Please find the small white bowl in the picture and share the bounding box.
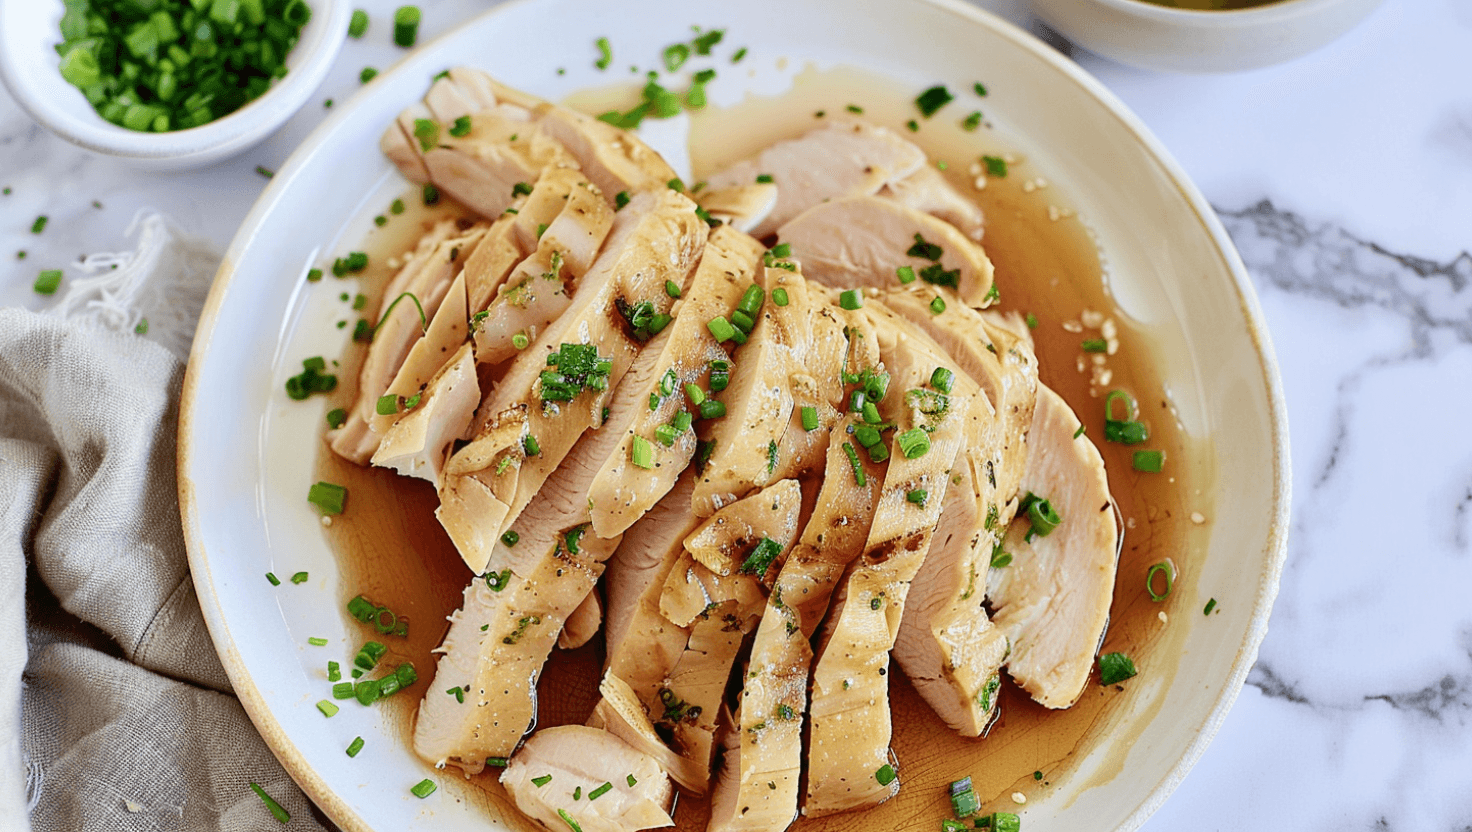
[0,0,348,170]
[1030,0,1386,73]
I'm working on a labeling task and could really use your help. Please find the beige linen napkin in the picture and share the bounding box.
[0,214,331,831]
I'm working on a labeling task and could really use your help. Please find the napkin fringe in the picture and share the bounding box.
[48,210,221,361]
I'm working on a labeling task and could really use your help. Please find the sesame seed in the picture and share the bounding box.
[1191,512,1207,525]
[1159,611,1169,623]
[1012,792,1027,804]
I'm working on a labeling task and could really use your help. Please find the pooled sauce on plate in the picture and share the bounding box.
[316,65,1212,829]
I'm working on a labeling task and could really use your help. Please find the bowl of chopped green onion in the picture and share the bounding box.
[0,0,349,169]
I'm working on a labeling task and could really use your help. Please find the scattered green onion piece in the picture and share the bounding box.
[854,425,882,448]
[862,401,882,425]
[346,736,365,757]
[800,405,819,431]
[699,399,726,420]
[731,309,756,334]
[354,640,387,671]
[849,390,866,412]
[839,288,864,310]
[771,287,789,306]
[588,782,613,801]
[360,66,378,83]
[332,682,355,699]
[266,572,280,586]
[930,367,955,393]
[523,434,541,456]
[1082,338,1108,353]
[755,173,773,183]
[1133,450,1164,473]
[410,778,437,798]
[308,636,327,646]
[376,394,399,415]
[897,428,930,459]
[31,216,48,234]
[665,279,682,298]
[316,700,338,718]
[707,316,737,342]
[512,332,530,350]
[914,85,953,118]
[34,269,62,295]
[737,283,765,315]
[896,265,917,284]
[557,808,583,832]
[1098,652,1137,686]
[614,191,630,210]
[740,537,783,575]
[327,661,341,682]
[982,155,1008,177]
[654,424,679,447]
[672,410,693,432]
[532,774,553,787]
[422,183,440,205]
[942,820,968,832]
[874,763,897,786]
[907,489,927,506]
[867,442,889,463]
[307,482,347,515]
[988,812,1021,832]
[962,111,983,131]
[684,382,706,406]
[1204,598,1218,616]
[1146,561,1174,602]
[1027,496,1061,536]
[930,296,947,314]
[349,9,368,37]
[631,435,654,469]
[843,442,866,487]
[249,782,291,823]
[396,662,418,687]
[449,115,472,137]
[393,5,420,46]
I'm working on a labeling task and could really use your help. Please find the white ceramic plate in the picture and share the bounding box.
[179,0,1290,829]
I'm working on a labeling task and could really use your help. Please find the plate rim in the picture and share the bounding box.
[177,1,1292,829]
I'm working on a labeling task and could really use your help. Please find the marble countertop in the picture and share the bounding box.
[3,0,1469,828]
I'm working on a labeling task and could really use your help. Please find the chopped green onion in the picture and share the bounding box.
[801,405,819,431]
[332,682,355,699]
[862,401,882,425]
[34,269,62,295]
[874,763,897,786]
[631,435,654,469]
[327,661,341,681]
[1082,338,1108,353]
[265,572,280,586]
[839,289,864,310]
[1146,561,1174,602]
[557,808,583,832]
[684,382,706,406]
[588,782,613,801]
[942,820,968,832]
[731,309,756,334]
[672,410,693,432]
[990,543,1012,568]
[346,736,365,757]
[738,282,765,315]
[907,233,942,261]
[962,111,983,131]
[930,296,947,314]
[615,191,630,210]
[422,183,440,205]
[896,265,917,284]
[1133,450,1164,473]
[410,778,436,798]
[740,537,782,575]
[249,782,291,823]
[654,424,679,446]
[523,434,541,456]
[896,428,930,459]
[914,85,953,118]
[354,640,386,671]
[699,399,726,419]
[349,9,368,37]
[843,442,866,487]
[413,118,439,152]
[360,66,378,83]
[867,442,889,464]
[30,216,47,234]
[316,700,338,717]
[376,394,399,416]
[986,812,1021,832]
[982,155,1008,177]
[907,489,927,506]
[755,173,773,184]
[930,367,954,393]
[665,279,682,298]
[1098,652,1137,686]
[512,332,530,350]
[707,316,736,342]
[1026,495,1061,537]
[907,119,919,132]
[449,115,472,137]
[396,662,418,687]
[948,776,980,818]
[854,425,882,448]
[393,5,420,46]
[307,482,347,515]
[532,774,553,787]
[1204,598,1217,615]
[308,636,327,646]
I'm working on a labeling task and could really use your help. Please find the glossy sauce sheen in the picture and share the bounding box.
[317,67,1210,830]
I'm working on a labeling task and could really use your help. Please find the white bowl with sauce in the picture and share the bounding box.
[0,0,349,170]
[177,0,1291,830]
[1030,0,1387,73]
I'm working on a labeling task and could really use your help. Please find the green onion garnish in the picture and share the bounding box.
[588,781,613,801]
[1098,652,1137,686]
[266,572,280,586]
[512,332,530,350]
[631,435,654,469]
[949,776,980,817]
[982,155,1008,177]
[839,289,864,310]
[1082,338,1108,353]
[930,367,954,393]
[698,399,726,419]
[1133,450,1164,472]
[907,233,942,261]
[346,736,365,757]
[896,265,916,284]
[914,85,953,118]
[874,763,897,786]
[962,111,982,131]
[360,66,378,83]
[523,434,541,456]
[1026,495,1061,537]
[307,481,347,515]
[1204,598,1217,615]
[1104,390,1149,444]
[349,9,368,37]
[249,782,291,823]
[332,682,355,699]
[33,269,62,295]
[308,636,327,646]
[930,296,947,314]
[533,774,553,787]
[316,700,339,717]
[707,315,736,342]
[393,5,420,46]
[801,405,819,431]
[731,309,756,334]
[410,778,436,798]
[449,115,472,137]
[843,442,866,486]
[327,661,341,681]
[422,183,439,205]
[854,425,882,448]
[557,808,583,832]
[665,279,682,298]
[896,428,930,459]
[1146,561,1174,601]
[907,489,927,506]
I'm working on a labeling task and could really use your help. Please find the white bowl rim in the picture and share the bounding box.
[0,0,349,159]
[176,0,1293,828]
[1079,0,1360,22]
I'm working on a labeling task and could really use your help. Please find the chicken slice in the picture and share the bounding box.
[684,478,802,579]
[704,118,926,238]
[708,416,885,832]
[370,343,479,483]
[804,303,972,818]
[778,194,996,308]
[588,226,765,539]
[537,105,679,205]
[423,66,505,123]
[592,673,709,793]
[438,189,706,574]
[879,165,985,242]
[558,588,602,651]
[988,383,1119,709]
[501,725,675,832]
[695,183,778,234]
[328,221,486,464]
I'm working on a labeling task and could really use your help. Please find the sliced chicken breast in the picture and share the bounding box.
[501,725,675,832]
[988,383,1119,710]
[695,182,778,234]
[778,195,995,308]
[704,118,926,238]
[879,165,985,242]
[559,589,603,651]
[371,342,479,483]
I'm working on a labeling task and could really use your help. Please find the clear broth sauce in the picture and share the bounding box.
[315,65,1209,830]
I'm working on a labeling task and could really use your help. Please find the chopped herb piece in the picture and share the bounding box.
[265,572,280,586]
[1133,450,1164,473]
[665,279,682,298]
[30,216,48,234]
[907,233,943,261]
[950,776,980,817]
[316,700,338,718]
[942,820,968,832]
[557,808,582,832]
[906,119,919,132]
[985,812,1021,832]
[707,316,737,343]
[914,84,953,117]
[843,442,866,486]
[731,309,756,334]
[839,289,864,310]
[33,269,62,295]
[422,183,440,205]
[349,8,368,37]
[907,489,927,506]
[854,425,882,448]
[512,181,533,197]
[962,111,983,131]
[249,782,291,823]
[307,482,347,515]
[698,399,726,419]
[615,191,630,210]
[332,681,355,699]
[290,571,309,585]
[694,28,724,54]
[919,263,960,288]
[974,82,989,96]
[772,287,790,306]
[897,428,930,459]
[393,5,420,47]
[663,43,690,72]
[410,778,436,798]
[1103,390,1149,444]
[930,367,954,393]
[1082,338,1108,353]
[755,173,773,184]
[532,774,553,787]
[930,296,947,314]
[1147,561,1175,601]
[390,198,405,215]
[588,781,613,801]
[862,401,882,425]
[1026,312,1039,328]
[795,405,818,432]
[631,435,655,469]
[1099,652,1137,686]
[896,265,917,284]
[485,569,512,593]
[595,36,612,69]
[255,165,275,179]
[982,155,1008,177]
[512,332,530,350]
[990,543,1012,568]
[360,66,378,83]
[1204,598,1218,615]
[732,46,748,62]
[875,764,897,786]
